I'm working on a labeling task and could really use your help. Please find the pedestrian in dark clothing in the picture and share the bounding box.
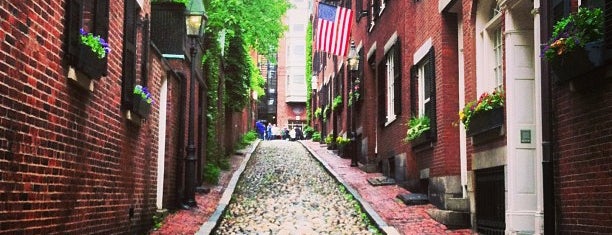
[295,127,304,140]
[256,121,265,140]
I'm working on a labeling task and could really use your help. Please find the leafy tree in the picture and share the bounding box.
[223,32,250,112]
[205,0,290,60]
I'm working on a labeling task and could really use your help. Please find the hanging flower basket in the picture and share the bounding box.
[466,107,504,137]
[542,7,604,83]
[132,85,154,119]
[550,40,604,83]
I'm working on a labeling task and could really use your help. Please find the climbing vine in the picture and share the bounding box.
[306,21,313,125]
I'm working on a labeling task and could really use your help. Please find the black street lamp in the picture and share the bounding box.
[183,0,207,209]
[347,40,359,167]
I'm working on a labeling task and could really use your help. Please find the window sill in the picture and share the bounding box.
[384,115,397,127]
[125,110,144,126]
[67,66,94,92]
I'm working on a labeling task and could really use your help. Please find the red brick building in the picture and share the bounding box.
[0,0,226,233]
[311,0,612,233]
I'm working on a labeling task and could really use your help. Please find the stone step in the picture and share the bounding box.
[396,193,429,205]
[426,208,470,229]
[446,197,469,212]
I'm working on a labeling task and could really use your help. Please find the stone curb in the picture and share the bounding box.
[195,139,261,235]
[300,141,401,235]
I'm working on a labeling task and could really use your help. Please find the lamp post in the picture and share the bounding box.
[311,76,318,130]
[183,0,207,209]
[347,40,359,167]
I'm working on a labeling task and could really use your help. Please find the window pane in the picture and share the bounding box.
[493,27,503,88]
[82,0,95,32]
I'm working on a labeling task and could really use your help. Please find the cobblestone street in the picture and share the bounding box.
[214,141,380,234]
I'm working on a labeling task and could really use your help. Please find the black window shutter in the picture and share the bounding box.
[141,15,150,85]
[121,0,138,108]
[410,65,417,117]
[424,48,437,141]
[94,0,109,39]
[65,0,83,62]
[377,61,386,126]
[606,1,611,51]
[90,0,109,77]
[393,40,402,116]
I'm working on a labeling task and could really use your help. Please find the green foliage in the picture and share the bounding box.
[314,107,322,119]
[312,132,321,142]
[306,21,313,125]
[249,58,266,99]
[218,158,231,171]
[459,88,505,130]
[404,116,430,141]
[151,211,168,230]
[324,133,335,145]
[543,7,603,61]
[203,163,221,184]
[332,95,342,111]
[205,0,290,60]
[336,136,351,147]
[224,32,251,112]
[303,126,315,137]
[243,130,259,142]
[79,28,110,59]
[337,184,383,235]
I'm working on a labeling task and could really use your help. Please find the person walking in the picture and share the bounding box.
[255,121,265,140]
[266,123,273,140]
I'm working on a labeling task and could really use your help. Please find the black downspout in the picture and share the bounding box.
[540,0,556,234]
[175,72,187,208]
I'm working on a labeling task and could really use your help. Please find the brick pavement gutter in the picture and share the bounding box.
[300,140,401,235]
[300,140,473,235]
[195,140,260,235]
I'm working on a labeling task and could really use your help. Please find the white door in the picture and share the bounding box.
[156,78,168,209]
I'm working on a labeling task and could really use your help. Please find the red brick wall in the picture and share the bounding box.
[0,1,192,233]
[553,77,612,233]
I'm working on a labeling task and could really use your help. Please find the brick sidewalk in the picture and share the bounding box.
[301,140,472,235]
[150,144,254,235]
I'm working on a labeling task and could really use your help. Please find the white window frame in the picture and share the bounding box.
[492,27,503,90]
[417,61,431,117]
[385,47,396,125]
[476,0,503,94]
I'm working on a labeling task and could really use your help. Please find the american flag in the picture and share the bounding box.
[315,3,354,57]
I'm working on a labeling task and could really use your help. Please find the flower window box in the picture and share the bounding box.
[132,93,152,118]
[550,40,604,83]
[466,107,504,137]
[543,7,604,83]
[130,85,154,120]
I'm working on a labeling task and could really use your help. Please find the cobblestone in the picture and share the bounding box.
[214,141,380,234]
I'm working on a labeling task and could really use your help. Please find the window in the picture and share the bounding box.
[476,0,503,93]
[292,24,305,32]
[121,0,149,112]
[411,48,436,140]
[65,0,109,79]
[493,27,503,89]
[379,40,401,126]
[293,45,305,56]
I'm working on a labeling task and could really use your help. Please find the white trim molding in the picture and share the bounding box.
[413,38,433,65]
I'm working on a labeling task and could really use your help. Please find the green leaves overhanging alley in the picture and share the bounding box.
[200,0,290,176]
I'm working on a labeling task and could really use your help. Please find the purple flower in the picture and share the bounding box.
[80,28,86,36]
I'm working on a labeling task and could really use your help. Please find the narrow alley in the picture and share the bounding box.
[214,141,379,234]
